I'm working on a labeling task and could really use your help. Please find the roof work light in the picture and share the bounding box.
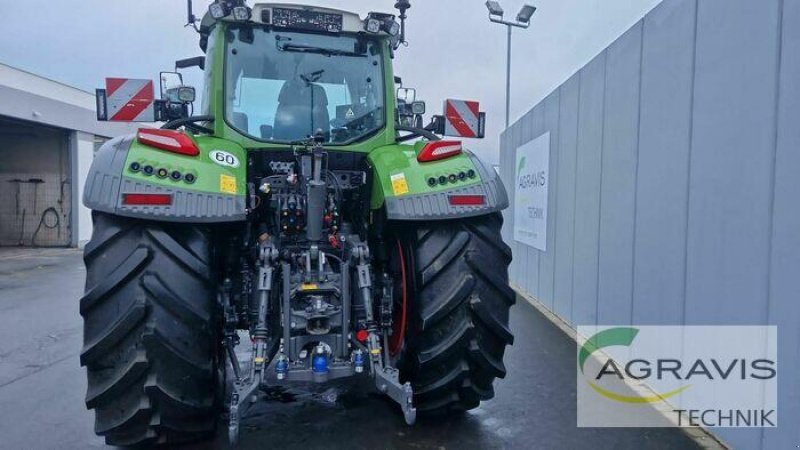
[209,2,230,19]
[365,13,401,36]
[232,5,252,21]
[366,18,382,33]
[209,0,249,20]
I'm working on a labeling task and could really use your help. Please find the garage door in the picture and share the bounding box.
[0,118,72,247]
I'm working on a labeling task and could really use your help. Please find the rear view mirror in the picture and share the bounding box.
[160,72,184,99]
[397,87,415,104]
[396,88,426,128]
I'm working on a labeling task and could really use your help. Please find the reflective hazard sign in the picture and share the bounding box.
[103,78,155,122]
[444,99,480,138]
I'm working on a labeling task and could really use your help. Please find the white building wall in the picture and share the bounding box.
[70,131,96,246]
[0,63,96,110]
[0,62,143,247]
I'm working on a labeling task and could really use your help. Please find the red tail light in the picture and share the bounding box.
[137,129,199,156]
[122,193,173,206]
[417,140,463,162]
[448,194,486,206]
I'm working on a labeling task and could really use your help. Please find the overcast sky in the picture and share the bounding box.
[0,0,661,164]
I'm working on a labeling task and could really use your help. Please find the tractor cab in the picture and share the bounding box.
[198,2,404,145]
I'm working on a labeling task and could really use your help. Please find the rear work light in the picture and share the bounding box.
[122,193,173,206]
[417,140,463,162]
[448,194,486,206]
[137,129,199,156]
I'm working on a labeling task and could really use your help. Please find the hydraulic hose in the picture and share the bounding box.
[395,124,441,142]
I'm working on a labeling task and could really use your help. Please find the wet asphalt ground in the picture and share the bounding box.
[0,248,703,450]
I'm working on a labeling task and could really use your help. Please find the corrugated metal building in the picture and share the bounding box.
[499,0,798,448]
[0,63,139,247]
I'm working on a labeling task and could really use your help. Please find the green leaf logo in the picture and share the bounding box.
[578,327,639,374]
[578,327,691,403]
[517,156,526,175]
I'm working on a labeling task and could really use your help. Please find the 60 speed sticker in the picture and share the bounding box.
[210,150,240,168]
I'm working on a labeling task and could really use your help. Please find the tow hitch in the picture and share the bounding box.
[223,241,415,446]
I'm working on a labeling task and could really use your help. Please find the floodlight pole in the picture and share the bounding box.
[488,9,533,129]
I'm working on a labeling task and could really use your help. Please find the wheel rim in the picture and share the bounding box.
[389,238,409,356]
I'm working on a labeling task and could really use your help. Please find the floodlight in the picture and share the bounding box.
[177,87,196,103]
[366,18,382,33]
[485,1,504,17]
[232,6,252,21]
[385,19,401,36]
[209,2,230,19]
[517,4,537,24]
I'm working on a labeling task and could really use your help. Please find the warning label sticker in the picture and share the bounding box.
[220,174,237,194]
[391,173,409,196]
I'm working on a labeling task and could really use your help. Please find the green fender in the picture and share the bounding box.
[83,132,247,222]
[367,141,509,221]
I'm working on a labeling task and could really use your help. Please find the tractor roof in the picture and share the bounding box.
[253,4,373,34]
[199,3,396,52]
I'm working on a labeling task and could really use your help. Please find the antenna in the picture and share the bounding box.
[186,0,199,32]
[394,0,411,45]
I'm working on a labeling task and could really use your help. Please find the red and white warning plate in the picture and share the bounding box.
[105,78,155,122]
[444,99,480,138]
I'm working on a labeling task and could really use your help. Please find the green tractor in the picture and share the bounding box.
[81,1,514,446]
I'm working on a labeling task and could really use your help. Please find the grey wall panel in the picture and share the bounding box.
[632,0,696,325]
[501,132,515,246]
[597,22,643,326]
[681,2,780,446]
[500,0,797,445]
[684,0,780,330]
[523,106,545,297]
[509,122,525,286]
[518,110,535,296]
[510,111,524,290]
[764,1,800,448]
[505,129,517,280]
[512,115,526,288]
[537,91,561,310]
[571,53,606,327]
[500,132,512,246]
[553,74,580,322]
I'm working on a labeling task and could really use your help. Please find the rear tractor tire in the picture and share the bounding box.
[395,213,516,415]
[80,212,221,447]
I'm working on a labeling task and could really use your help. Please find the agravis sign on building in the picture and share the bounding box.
[514,132,550,251]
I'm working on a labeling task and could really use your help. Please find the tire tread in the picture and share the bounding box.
[401,213,514,415]
[81,213,219,447]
